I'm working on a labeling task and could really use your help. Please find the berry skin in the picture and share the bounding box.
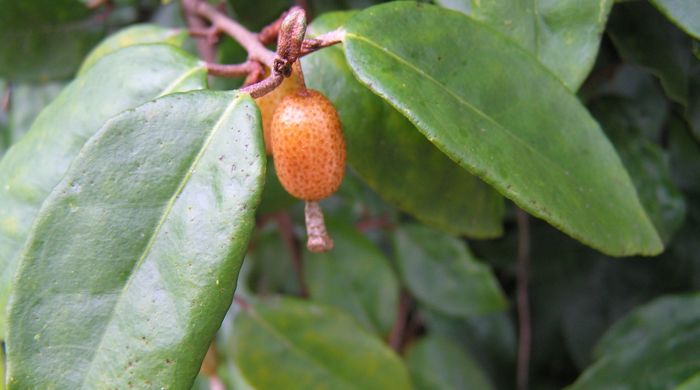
[271,89,346,201]
[255,66,304,154]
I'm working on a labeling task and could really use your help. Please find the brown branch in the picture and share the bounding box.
[185,0,276,67]
[233,295,250,310]
[182,0,217,63]
[1,84,10,113]
[300,29,344,56]
[389,291,411,353]
[275,212,308,297]
[304,201,333,252]
[240,72,284,98]
[258,10,290,46]
[516,208,531,390]
[205,61,256,77]
[356,216,394,233]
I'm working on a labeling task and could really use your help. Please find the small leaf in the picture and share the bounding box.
[568,294,700,390]
[0,44,206,337]
[231,298,412,390]
[303,11,504,239]
[304,221,400,336]
[607,1,694,106]
[6,90,265,388]
[0,0,103,81]
[79,23,188,75]
[405,335,494,390]
[393,224,507,318]
[343,2,662,256]
[435,0,613,90]
[649,0,700,39]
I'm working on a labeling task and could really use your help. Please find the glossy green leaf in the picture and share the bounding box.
[79,23,188,75]
[405,335,494,390]
[0,0,103,81]
[303,11,504,239]
[435,0,613,90]
[6,90,265,388]
[590,97,685,244]
[649,0,700,39]
[7,81,66,144]
[568,294,700,390]
[344,2,662,256]
[394,224,507,318]
[231,298,412,390]
[608,1,694,106]
[304,221,399,336]
[0,44,207,337]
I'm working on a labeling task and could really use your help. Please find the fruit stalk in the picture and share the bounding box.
[305,201,333,252]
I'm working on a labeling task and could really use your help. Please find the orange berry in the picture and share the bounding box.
[255,65,304,154]
[271,89,346,201]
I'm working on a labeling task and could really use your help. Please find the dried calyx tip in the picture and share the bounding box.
[305,201,333,252]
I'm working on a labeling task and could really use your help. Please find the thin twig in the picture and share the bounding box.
[209,377,225,390]
[389,291,411,353]
[240,72,284,98]
[186,0,276,67]
[1,84,10,113]
[233,295,250,310]
[275,212,308,297]
[258,10,290,45]
[516,208,531,390]
[205,61,256,77]
[182,0,217,63]
[356,216,394,233]
[300,29,344,56]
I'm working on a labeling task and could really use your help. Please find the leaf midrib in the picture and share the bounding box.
[344,32,587,201]
[344,30,661,253]
[79,93,241,388]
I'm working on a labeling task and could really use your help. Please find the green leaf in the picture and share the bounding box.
[590,97,685,244]
[0,44,207,337]
[79,23,188,75]
[343,2,662,256]
[675,372,700,390]
[669,114,700,194]
[245,225,300,296]
[435,0,613,90]
[607,1,694,106]
[405,335,494,390]
[304,221,399,336]
[688,61,700,141]
[303,11,504,239]
[6,90,265,388]
[568,294,700,390]
[393,224,507,318]
[0,0,104,81]
[7,81,66,144]
[230,298,412,390]
[420,309,516,390]
[649,0,700,39]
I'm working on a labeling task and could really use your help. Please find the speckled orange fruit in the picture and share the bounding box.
[271,89,346,201]
[255,66,304,154]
